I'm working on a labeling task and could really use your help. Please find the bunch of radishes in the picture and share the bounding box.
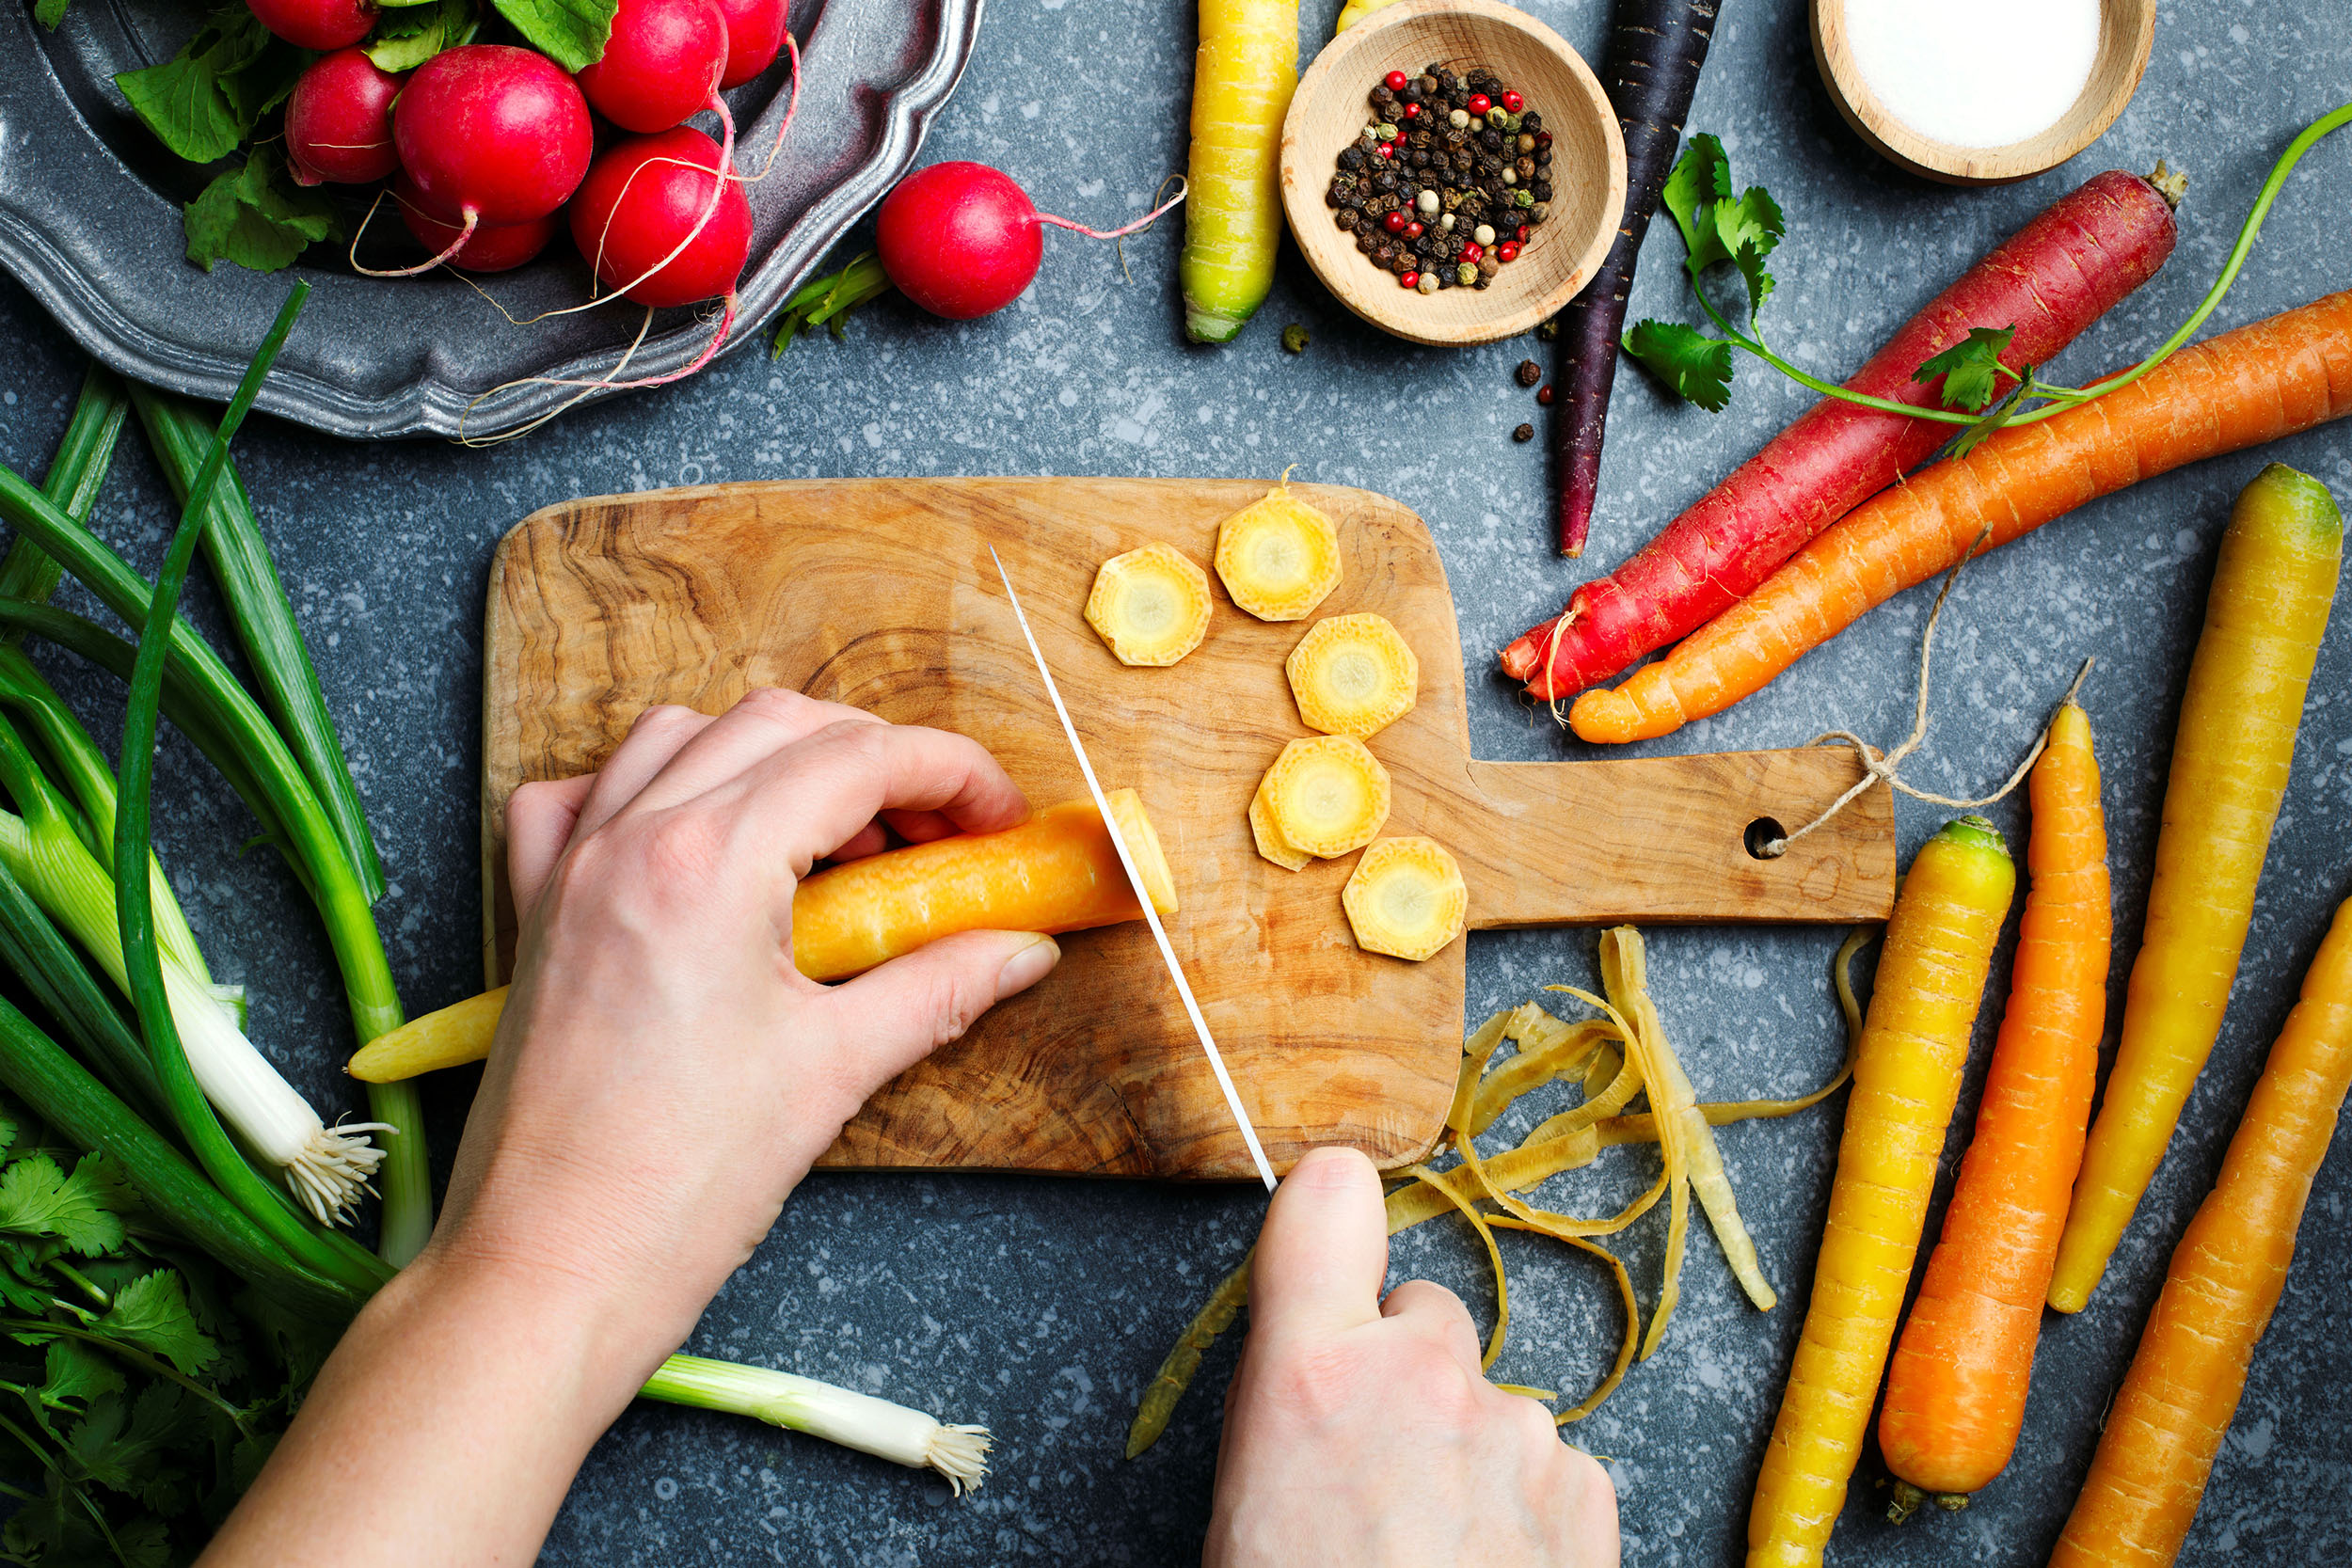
[265,0,787,309]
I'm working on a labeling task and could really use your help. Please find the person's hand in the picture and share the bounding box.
[424,689,1063,1372]
[1204,1147,1619,1568]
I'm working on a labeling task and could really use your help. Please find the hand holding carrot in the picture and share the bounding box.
[1205,1147,1620,1568]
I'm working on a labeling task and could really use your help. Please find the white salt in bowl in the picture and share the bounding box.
[1810,0,2156,185]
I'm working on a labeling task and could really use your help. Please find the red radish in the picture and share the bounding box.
[875,162,1192,320]
[567,126,752,307]
[1503,167,2182,701]
[284,49,404,186]
[245,0,373,51]
[576,0,730,133]
[393,46,595,232]
[394,179,559,273]
[712,0,787,87]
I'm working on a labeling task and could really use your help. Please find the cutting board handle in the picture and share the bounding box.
[1455,750,1894,927]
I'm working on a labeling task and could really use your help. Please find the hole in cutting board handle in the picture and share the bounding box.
[1744,817,1788,860]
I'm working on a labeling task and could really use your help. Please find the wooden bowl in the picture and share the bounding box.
[1278,0,1626,347]
[1811,0,2155,185]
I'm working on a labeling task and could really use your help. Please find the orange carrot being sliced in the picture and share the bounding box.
[1569,291,2352,745]
[1877,698,2110,1517]
[2049,892,2352,1568]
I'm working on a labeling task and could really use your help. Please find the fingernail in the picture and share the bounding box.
[994,935,1060,1000]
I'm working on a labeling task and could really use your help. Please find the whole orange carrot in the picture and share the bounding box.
[1877,698,2109,1517]
[2049,892,2352,1567]
[1569,290,2352,744]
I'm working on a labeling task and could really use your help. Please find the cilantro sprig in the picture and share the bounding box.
[1624,104,2352,458]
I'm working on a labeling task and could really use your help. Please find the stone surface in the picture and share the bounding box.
[1,0,2347,1561]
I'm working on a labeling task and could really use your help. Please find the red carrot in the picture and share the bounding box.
[1507,168,2180,698]
[1553,0,1722,559]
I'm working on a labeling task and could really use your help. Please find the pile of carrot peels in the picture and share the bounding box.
[1124,925,1873,1457]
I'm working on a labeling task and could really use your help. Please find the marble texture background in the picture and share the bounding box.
[1,0,2346,1560]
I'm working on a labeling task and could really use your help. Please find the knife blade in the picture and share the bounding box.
[988,546,1278,1191]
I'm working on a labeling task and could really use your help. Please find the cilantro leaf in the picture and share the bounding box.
[1717,187,1783,319]
[184,155,339,274]
[491,0,616,71]
[0,1150,126,1257]
[1623,319,1735,412]
[110,1515,175,1568]
[99,1272,219,1378]
[114,9,275,165]
[1661,134,1732,270]
[1916,325,2021,412]
[1947,370,2035,458]
[40,1338,128,1410]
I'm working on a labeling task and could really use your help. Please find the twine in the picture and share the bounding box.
[1759,522,2093,857]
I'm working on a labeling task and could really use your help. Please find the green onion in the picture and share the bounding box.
[0,856,165,1126]
[130,388,387,905]
[0,364,128,621]
[641,1355,993,1493]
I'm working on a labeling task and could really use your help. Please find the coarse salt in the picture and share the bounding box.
[1843,0,2104,150]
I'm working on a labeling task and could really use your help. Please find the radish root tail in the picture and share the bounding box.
[349,187,478,278]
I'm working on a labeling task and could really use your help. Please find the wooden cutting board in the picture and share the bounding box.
[483,479,1895,1179]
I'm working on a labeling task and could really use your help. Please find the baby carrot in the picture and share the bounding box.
[1181,0,1298,342]
[1878,700,2109,1515]
[2050,465,2343,1310]
[2050,892,2352,1567]
[1747,817,2015,1568]
[1568,291,2352,744]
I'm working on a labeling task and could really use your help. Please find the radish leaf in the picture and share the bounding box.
[492,0,617,71]
[184,155,338,274]
[114,9,275,164]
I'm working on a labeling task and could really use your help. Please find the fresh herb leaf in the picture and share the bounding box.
[1916,325,2021,413]
[491,0,616,71]
[39,1338,128,1410]
[98,1272,219,1377]
[114,8,276,165]
[0,1149,126,1256]
[184,154,339,274]
[1660,133,1731,271]
[1717,188,1784,319]
[35,0,71,28]
[1624,319,1735,412]
[1947,368,2036,458]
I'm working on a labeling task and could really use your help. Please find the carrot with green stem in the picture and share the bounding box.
[1748,816,2014,1568]
[2049,465,2344,1310]
[1571,291,2352,745]
[1878,693,2109,1519]
[2051,892,2352,1567]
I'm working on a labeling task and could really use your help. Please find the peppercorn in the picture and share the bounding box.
[1456,262,1478,286]
[1401,78,1423,102]
[1477,255,1500,279]
[1398,270,1419,290]
[1374,169,1398,191]
[1532,179,1551,201]
[1515,359,1540,388]
[1516,133,1535,154]
[1356,231,1375,254]
[1501,89,1523,113]
[1404,220,1424,239]
[1522,113,1543,132]
[1281,323,1310,353]
[1336,209,1359,231]
[1535,383,1555,404]
[1496,241,1520,263]
[1512,423,1534,443]
[1535,316,1558,341]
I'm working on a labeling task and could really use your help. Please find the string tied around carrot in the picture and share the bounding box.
[1751,525,2093,858]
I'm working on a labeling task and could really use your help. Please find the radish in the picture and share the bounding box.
[394,178,559,273]
[244,0,373,51]
[392,45,594,238]
[284,49,403,187]
[567,126,752,308]
[875,162,1187,321]
[712,0,787,87]
[576,0,731,134]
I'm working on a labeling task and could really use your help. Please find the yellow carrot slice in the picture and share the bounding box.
[1245,776,1310,871]
[1749,816,2014,1568]
[1288,613,1419,737]
[348,791,1177,1081]
[1343,836,1467,960]
[1259,735,1391,857]
[1215,479,1342,620]
[1085,543,1214,666]
[2052,464,2344,1312]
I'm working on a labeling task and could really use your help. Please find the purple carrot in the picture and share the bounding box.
[1553,0,1720,557]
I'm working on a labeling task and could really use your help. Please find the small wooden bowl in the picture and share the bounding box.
[1278,0,1626,347]
[1811,0,2155,185]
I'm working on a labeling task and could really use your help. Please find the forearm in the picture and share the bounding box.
[201,1255,654,1567]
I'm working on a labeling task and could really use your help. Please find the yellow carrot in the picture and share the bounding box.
[1748,817,2015,1568]
[2052,892,2352,1567]
[1182,0,1298,342]
[2050,465,2344,1311]
[348,792,1175,1081]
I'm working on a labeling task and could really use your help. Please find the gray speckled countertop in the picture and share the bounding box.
[3,0,2349,1561]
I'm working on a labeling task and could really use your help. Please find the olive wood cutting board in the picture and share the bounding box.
[482,479,1895,1179]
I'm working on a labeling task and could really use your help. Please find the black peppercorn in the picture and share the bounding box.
[1512,423,1534,443]
[1520,112,1542,131]
[1374,169,1398,192]
[1356,232,1375,254]
[1534,148,1551,166]
[1516,156,1535,179]
[1481,129,1502,151]
[1515,359,1541,388]
[1408,149,1430,168]
[1532,180,1552,201]
[1337,209,1359,231]
[1402,78,1423,102]
[1338,146,1364,170]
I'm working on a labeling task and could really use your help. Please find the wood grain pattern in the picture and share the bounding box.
[1810,0,2154,185]
[1279,0,1627,345]
[484,479,1894,1179]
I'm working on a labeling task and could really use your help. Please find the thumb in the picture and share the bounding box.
[818,930,1060,1085]
[1248,1146,1388,1339]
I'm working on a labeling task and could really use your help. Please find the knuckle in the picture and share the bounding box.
[1256,1339,1369,1427]
[628,703,702,739]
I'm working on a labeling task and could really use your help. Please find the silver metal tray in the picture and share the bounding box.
[0,0,982,438]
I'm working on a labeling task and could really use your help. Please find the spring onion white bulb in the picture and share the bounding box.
[0,807,385,1225]
[641,1355,993,1494]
